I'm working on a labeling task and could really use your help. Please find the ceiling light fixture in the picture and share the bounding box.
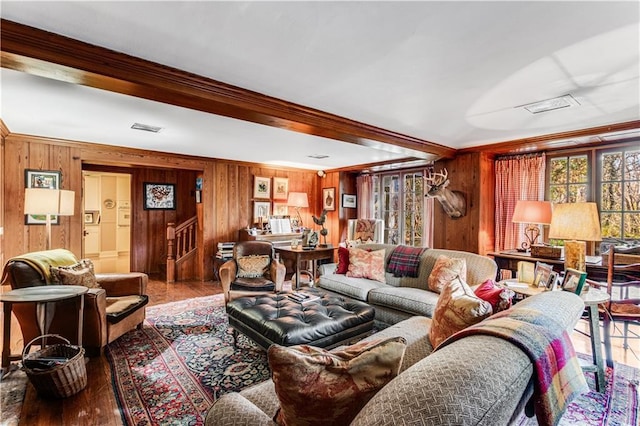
[519,94,580,114]
[131,123,163,133]
[307,154,329,159]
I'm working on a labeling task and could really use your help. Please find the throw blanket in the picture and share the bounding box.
[437,308,588,426]
[387,245,426,277]
[1,249,77,285]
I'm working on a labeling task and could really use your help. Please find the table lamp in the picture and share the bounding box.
[548,202,601,271]
[287,192,308,229]
[24,188,75,250]
[511,200,552,251]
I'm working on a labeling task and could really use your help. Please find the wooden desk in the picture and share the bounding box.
[1,285,87,376]
[488,251,610,280]
[275,246,336,290]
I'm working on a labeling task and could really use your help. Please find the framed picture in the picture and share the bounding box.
[253,176,271,199]
[322,187,336,211]
[272,177,289,200]
[273,202,289,216]
[561,268,587,294]
[84,213,93,224]
[253,201,271,223]
[24,169,61,225]
[342,193,357,209]
[143,182,176,210]
[546,270,559,291]
[533,261,553,288]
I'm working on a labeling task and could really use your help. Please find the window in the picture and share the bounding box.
[598,148,640,240]
[546,143,640,244]
[372,170,425,246]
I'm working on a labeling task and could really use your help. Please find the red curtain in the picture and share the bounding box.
[495,153,546,251]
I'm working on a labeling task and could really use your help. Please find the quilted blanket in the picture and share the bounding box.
[437,307,588,426]
[386,245,426,277]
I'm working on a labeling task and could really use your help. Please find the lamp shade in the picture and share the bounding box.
[548,202,601,241]
[512,200,552,225]
[287,192,309,208]
[24,188,75,216]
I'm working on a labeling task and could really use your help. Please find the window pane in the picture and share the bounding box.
[623,212,640,239]
[624,182,640,211]
[550,185,567,203]
[601,183,622,210]
[624,150,640,180]
[601,213,622,238]
[602,152,622,181]
[568,155,588,183]
[568,184,587,203]
[550,158,568,184]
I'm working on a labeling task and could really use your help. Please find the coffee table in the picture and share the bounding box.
[226,288,375,350]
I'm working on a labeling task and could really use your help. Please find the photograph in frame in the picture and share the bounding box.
[322,187,336,211]
[144,183,176,210]
[272,177,289,200]
[273,202,289,216]
[561,268,587,294]
[24,169,61,225]
[546,270,559,291]
[533,261,553,288]
[342,193,357,209]
[253,176,271,199]
[254,201,271,223]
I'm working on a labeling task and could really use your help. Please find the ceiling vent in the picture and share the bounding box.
[308,154,329,159]
[519,95,580,114]
[131,123,162,133]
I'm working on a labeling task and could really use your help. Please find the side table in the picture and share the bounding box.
[580,288,610,392]
[1,285,88,376]
[275,246,336,290]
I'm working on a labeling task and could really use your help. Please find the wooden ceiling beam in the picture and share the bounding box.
[0,19,455,161]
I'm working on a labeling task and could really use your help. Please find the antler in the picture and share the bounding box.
[424,168,449,188]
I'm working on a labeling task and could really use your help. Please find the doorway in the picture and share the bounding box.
[82,171,131,273]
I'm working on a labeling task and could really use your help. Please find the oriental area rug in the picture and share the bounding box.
[104,294,639,426]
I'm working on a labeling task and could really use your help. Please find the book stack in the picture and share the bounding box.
[216,242,235,260]
[288,292,321,304]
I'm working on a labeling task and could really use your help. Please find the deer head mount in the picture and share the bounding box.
[424,168,467,218]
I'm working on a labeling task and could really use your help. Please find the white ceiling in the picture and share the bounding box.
[1,1,639,170]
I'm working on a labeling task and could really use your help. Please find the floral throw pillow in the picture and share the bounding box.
[50,259,100,288]
[429,276,493,348]
[237,255,270,278]
[347,248,386,283]
[269,336,406,426]
[428,255,467,293]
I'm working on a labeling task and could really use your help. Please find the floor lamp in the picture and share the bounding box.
[24,188,75,250]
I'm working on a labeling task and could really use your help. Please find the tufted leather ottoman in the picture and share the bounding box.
[226,288,375,350]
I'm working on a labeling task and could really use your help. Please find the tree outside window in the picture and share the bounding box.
[599,149,640,240]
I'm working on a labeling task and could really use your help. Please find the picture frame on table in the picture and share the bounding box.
[322,187,336,211]
[143,182,176,210]
[253,176,271,199]
[24,169,61,225]
[342,193,357,209]
[561,268,587,294]
[272,177,289,200]
[546,270,559,291]
[533,261,553,288]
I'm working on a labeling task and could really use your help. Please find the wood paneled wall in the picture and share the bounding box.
[2,134,337,281]
[432,152,495,255]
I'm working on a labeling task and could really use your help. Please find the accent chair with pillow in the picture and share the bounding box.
[219,241,286,303]
[1,248,148,356]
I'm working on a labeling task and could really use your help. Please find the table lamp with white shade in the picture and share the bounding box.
[24,188,75,250]
[287,192,308,229]
[548,202,602,271]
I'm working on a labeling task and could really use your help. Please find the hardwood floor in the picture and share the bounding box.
[3,277,639,425]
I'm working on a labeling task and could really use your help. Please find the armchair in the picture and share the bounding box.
[586,244,640,366]
[1,249,148,356]
[219,241,286,303]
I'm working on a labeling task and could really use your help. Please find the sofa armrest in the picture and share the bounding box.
[219,260,237,302]
[205,393,275,426]
[96,272,148,297]
[82,288,108,351]
[270,258,286,292]
[318,262,337,275]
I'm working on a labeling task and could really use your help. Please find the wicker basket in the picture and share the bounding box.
[22,334,87,398]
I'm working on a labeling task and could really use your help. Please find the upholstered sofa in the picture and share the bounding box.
[1,249,149,356]
[317,244,498,326]
[206,291,585,425]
